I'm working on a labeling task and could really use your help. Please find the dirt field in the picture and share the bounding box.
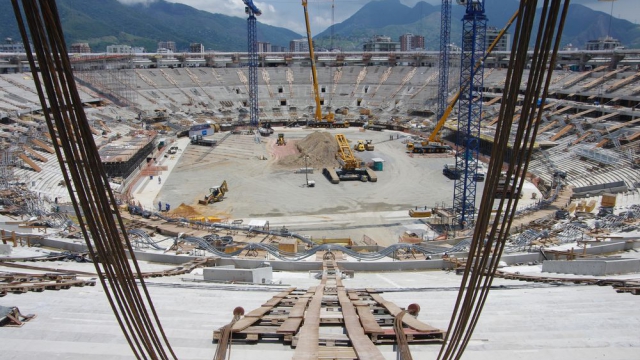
[155,127,486,246]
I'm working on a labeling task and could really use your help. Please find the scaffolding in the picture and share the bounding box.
[74,61,138,107]
[0,147,17,190]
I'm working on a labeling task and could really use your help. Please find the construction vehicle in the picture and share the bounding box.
[354,140,365,152]
[190,135,217,147]
[198,180,228,205]
[323,134,377,184]
[276,133,286,146]
[301,0,348,129]
[409,8,520,157]
[406,139,452,154]
[443,163,461,180]
[167,146,179,154]
[409,206,432,218]
[364,140,375,151]
[443,162,484,181]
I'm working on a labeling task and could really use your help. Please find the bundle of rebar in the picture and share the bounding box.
[11,1,176,359]
[438,1,571,359]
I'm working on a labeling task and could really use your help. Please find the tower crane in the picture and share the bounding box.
[453,0,487,227]
[437,0,452,125]
[243,0,261,128]
[302,0,348,128]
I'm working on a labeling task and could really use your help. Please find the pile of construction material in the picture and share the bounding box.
[278,131,341,168]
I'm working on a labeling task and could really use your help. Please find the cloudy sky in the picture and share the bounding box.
[118,0,640,36]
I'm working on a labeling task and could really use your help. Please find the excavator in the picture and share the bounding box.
[406,7,520,154]
[302,0,348,129]
[323,134,377,184]
[198,180,228,205]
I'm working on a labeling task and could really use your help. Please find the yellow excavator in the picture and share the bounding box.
[198,180,228,205]
[302,0,348,128]
[323,134,377,184]
[407,8,520,154]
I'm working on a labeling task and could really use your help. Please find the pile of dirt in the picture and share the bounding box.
[170,203,201,217]
[278,131,341,168]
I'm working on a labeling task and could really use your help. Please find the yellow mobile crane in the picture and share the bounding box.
[407,8,520,154]
[302,0,348,128]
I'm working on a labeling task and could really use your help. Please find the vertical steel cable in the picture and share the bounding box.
[11,1,177,359]
[438,1,571,359]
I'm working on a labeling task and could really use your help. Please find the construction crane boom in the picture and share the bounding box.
[429,7,519,144]
[302,0,343,127]
[302,0,322,122]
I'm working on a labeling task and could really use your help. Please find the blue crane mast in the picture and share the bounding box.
[243,0,261,128]
[453,0,487,227]
[436,0,452,121]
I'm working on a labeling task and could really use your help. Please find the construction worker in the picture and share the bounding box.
[158,176,161,184]
[158,201,162,212]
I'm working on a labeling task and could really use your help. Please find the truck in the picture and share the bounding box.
[407,140,451,154]
[443,164,461,180]
[190,135,217,147]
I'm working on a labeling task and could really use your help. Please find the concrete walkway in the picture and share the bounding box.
[131,137,191,210]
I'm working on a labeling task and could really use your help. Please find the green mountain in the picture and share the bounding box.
[1,0,302,52]
[315,0,640,51]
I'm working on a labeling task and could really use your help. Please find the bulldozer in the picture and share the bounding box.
[198,180,228,205]
[276,133,286,146]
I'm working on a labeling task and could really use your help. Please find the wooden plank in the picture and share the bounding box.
[277,317,304,334]
[317,347,357,359]
[572,131,592,145]
[549,124,574,141]
[550,105,572,116]
[31,138,55,154]
[355,305,384,335]
[485,96,501,105]
[289,297,310,318]
[370,293,441,333]
[587,112,620,124]
[21,146,48,162]
[292,284,324,360]
[537,120,558,134]
[566,108,595,121]
[338,290,385,360]
[18,153,42,172]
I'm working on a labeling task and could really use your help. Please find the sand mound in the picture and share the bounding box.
[278,131,342,168]
[170,203,201,217]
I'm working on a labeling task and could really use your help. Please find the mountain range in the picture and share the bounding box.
[315,0,640,51]
[1,0,640,52]
[0,0,300,52]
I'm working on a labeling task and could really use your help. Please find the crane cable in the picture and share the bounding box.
[437,1,571,360]
[12,1,177,359]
